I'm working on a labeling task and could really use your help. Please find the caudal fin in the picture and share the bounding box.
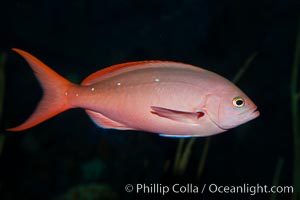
[7,48,75,131]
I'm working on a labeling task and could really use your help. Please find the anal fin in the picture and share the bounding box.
[85,110,133,130]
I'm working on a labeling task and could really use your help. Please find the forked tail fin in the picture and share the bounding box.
[7,48,75,131]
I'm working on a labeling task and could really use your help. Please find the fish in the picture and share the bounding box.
[7,48,260,137]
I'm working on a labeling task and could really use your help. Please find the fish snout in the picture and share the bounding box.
[239,105,260,121]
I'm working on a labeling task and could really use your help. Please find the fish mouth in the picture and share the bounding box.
[209,107,260,131]
[251,108,260,117]
[242,107,260,121]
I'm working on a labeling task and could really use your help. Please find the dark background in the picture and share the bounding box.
[0,0,299,199]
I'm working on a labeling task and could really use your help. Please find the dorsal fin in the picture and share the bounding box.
[81,60,200,86]
[81,60,163,86]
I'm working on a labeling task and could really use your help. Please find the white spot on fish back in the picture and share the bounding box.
[76,93,79,96]
[91,87,95,91]
[64,91,68,96]
[117,82,121,86]
[154,78,160,82]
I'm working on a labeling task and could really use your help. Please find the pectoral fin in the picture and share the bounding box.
[150,106,205,124]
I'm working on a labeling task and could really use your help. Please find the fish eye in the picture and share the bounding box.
[232,96,245,108]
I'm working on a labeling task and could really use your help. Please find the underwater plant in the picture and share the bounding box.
[291,20,300,200]
[271,158,284,200]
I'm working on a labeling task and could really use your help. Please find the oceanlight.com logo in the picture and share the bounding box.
[124,183,294,196]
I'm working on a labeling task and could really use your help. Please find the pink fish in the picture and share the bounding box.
[7,48,259,137]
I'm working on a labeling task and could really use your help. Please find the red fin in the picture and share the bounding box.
[85,110,134,130]
[81,60,164,86]
[7,48,75,131]
[81,60,200,86]
[151,106,205,124]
